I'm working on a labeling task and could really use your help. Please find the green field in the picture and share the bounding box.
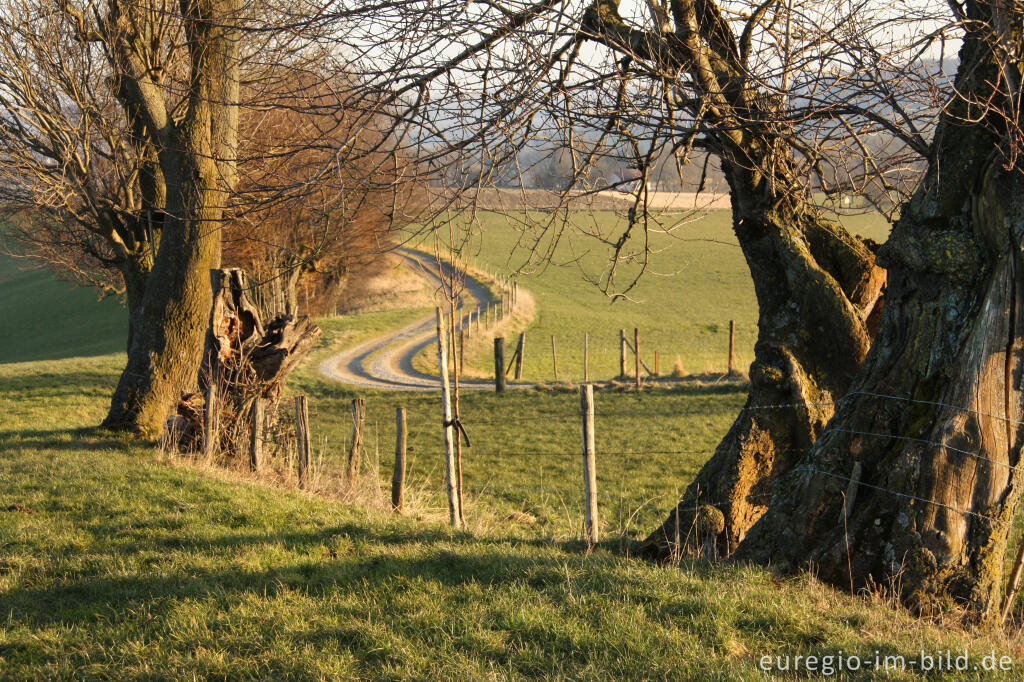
[4,213,1024,677]
[415,209,890,382]
[0,251,126,364]
[3,355,1020,678]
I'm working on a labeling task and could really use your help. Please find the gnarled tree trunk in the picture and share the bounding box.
[641,160,884,557]
[736,18,1024,621]
[103,0,240,437]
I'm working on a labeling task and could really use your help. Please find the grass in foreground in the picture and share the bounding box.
[1,354,1021,679]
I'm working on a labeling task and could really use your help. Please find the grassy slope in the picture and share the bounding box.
[2,217,1021,677]
[0,251,126,364]
[414,209,890,381]
[2,355,1019,679]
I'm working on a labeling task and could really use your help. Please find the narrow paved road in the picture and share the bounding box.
[319,249,518,391]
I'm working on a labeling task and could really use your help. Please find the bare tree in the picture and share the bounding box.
[0,0,243,436]
[311,0,1024,619]
[0,1,417,436]
[223,71,416,318]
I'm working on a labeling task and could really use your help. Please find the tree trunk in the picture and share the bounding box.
[641,161,884,557]
[736,23,1023,621]
[120,254,151,358]
[103,0,240,437]
[104,157,224,436]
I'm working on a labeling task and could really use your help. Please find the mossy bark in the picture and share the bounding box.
[736,17,1024,621]
[641,160,883,558]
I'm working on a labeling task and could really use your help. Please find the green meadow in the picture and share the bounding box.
[4,211,1023,678]
[0,250,126,363]
[414,209,890,382]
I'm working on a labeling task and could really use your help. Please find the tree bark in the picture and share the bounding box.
[120,253,152,358]
[641,160,884,557]
[736,19,1024,621]
[103,0,240,437]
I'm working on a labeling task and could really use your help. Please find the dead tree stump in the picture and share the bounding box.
[168,268,322,458]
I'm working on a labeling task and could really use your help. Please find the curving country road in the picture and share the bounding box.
[319,249,520,391]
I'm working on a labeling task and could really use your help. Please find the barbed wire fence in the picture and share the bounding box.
[230,389,1024,563]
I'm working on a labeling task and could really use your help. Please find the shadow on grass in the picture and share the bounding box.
[0,516,927,679]
[0,427,131,452]
[0,519,610,630]
[0,368,119,397]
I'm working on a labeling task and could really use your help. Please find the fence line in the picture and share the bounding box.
[194,363,1024,549]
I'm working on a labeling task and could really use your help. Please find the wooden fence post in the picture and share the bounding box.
[514,332,526,380]
[347,397,365,484]
[634,327,641,390]
[580,384,599,545]
[583,332,589,383]
[435,308,463,528]
[619,328,626,378]
[551,335,559,383]
[459,328,465,374]
[728,320,736,374]
[295,395,311,489]
[494,337,506,393]
[204,377,219,461]
[249,397,263,472]
[393,406,406,513]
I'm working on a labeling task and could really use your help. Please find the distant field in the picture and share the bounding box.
[0,250,126,363]
[415,209,891,382]
[449,186,732,211]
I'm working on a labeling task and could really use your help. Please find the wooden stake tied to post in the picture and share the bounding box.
[435,308,463,528]
[459,328,465,374]
[393,407,406,513]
